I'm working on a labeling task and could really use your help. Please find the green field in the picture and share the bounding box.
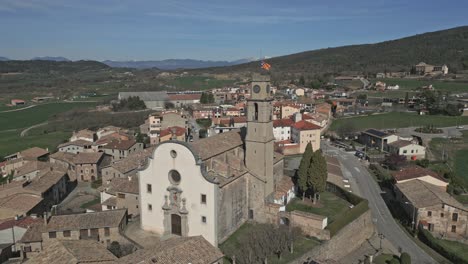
[168,76,236,90]
[220,223,321,264]
[454,149,468,182]
[286,192,351,223]
[0,129,70,157]
[331,112,468,131]
[0,102,96,131]
[374,78,468,93]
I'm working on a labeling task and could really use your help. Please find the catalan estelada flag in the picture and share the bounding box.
[261,61,271,71]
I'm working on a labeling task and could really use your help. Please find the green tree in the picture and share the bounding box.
[309,150,328,203]
[299,75,305,86]
[297,143,313,200]
[200,92,208,104]
[400,252,411,264]
[208,93,215,103]
[404,92,409,107]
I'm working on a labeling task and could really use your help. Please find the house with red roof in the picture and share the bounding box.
[391,166,448,189]
[291,120,322,153]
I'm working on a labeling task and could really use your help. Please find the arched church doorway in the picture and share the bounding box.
[171,214,182,236]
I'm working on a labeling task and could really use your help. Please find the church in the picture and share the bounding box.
[138,74,290,246]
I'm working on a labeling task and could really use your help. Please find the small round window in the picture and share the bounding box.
[170,150,177,158]
[169,170,181,184]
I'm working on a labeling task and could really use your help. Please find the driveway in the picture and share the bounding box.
[323,141,436,263]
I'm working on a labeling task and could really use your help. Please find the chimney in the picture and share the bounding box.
[293,112,302,122]
[128,176,132,181]
[43,212,48,225]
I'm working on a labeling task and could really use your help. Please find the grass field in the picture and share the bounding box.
[0,102,96,131]
[330,112,468,131]
[286,192,351,223]
[168,76,236,90]
[374,254,400,264]
[374,78,468,93]
[455,149,468,182]
[0,130,70,157]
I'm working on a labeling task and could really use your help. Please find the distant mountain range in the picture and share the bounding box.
[0,56,268,70]
[101,57,266,70]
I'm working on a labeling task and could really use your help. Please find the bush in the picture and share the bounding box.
[400,252,411,264]
[416,159,430,168]
[418,228,468,264]
[327,199,369,237]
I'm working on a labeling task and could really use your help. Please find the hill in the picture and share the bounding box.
[0,60,110,74]
[195,26,468,76]
[32,56,71,62]
[0,57,9,61]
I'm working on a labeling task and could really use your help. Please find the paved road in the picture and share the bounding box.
[323,141,436,264]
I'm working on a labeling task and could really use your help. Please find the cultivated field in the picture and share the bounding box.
[373,78,468,93]
[330,112,468,131]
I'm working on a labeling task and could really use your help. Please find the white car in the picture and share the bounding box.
[457,126,464,129]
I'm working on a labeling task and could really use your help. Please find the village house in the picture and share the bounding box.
[0,216,43,253]
[360,129,399,151]
[12,161,50,182]
[413,62,449,75]
[395,179,467,242]
[116,236,224,264]
[391,166,448,188]
[100,177,139,217]
[10,99,26,106]
[158,126,187,144]
[387,140,426,160]
[100,139,143,161]
[41,209,128,245]
[96,126,129,139]
[291,120,321,153]
[273,118,294,141]
[73,152,111,182]
[0,167,70,220]
[4,147,49,162]
[22,239,117,263]
[224,107,241,117]
[280,104,301,119]
[168,93,201,107]
[57,140,94,154]
[101,147,154,182]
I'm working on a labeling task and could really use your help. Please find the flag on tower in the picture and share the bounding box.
[261,61,271,71]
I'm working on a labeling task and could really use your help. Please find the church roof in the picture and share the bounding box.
[191,130,243,160]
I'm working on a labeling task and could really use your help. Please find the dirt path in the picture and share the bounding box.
[20,122,48,137]
[0,105,36,113]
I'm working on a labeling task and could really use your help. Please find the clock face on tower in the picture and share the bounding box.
[253,85,261,93]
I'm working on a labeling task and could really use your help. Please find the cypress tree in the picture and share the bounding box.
[309,150,328,203]
[297,143,313,200]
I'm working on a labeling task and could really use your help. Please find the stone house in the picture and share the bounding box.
[73,152,111,182]
[0,216,43,252]
[100,139,144,161]
[57,140,94,154]
[116,236,224,264]
[5,147,49,162]
[42,209,128,245]
[291,120,321,153]
[391,166,448,189]
[273,118,294,141]
[100,177,139,217]
[158,126,186,144]
[395,179,468,242]
[101,147,154,182]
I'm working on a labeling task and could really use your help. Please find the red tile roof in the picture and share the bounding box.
[273,119,294,128]
[391,166,447,183]
[0,216,43,230]
[102,139,137,150]
[219,117,247,126]
[160,126,186,137]
[291,120,321,130]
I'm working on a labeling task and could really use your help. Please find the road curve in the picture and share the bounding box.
[324,142,436,264]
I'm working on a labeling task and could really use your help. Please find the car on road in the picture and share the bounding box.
[457,125,464,129]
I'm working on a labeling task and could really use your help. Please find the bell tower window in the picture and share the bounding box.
[254,103,258,121]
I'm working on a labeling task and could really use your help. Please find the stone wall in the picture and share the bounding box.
[288,211,330,241]
[289,209,375,263]
[217,176,248,243]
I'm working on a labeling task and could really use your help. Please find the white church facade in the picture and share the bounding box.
[138,74,290,246]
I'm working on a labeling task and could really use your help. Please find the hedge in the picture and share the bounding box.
[417,228,468,264]
[326,199,369,237]
[326,182,364,205]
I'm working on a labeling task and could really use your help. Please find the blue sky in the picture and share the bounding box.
[1,0,468,61]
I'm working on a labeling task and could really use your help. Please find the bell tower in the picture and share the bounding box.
[245,74,275,197]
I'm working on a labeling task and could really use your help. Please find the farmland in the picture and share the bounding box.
[373,78,468,93]
[330,112,468,131]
